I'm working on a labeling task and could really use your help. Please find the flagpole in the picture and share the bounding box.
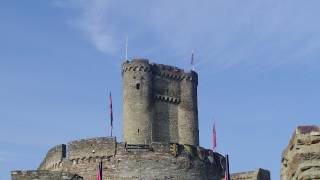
[125,36,128,60]
[109,92,113,137]
[191,50,195,71]
[225,155,230,180]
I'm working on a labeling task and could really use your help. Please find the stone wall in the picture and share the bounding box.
[231,169,270,180]
[121,59,199,146]
[11,170,83,180]
[281,125,320,180]
[38,144,66,170]
[34,137,224,180]
[67,137,116,160]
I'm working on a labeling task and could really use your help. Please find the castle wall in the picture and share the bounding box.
[11,170,83,180]
[281,125,320,180]
[231,169,270,180]
[36,138,224,180]
[122,59,153,144]
[67,137,116,160]
[38,144,66,170]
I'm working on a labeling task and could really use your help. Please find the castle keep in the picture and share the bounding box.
[122,59,199,145]
[12,59,225,180]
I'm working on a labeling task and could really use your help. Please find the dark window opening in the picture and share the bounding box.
[136,83,140,89]
[137,129,140,133]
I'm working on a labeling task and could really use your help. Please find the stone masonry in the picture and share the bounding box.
[281,125,320,180]
[231,169,271,180]
[26,137,224,180]
[12,59,272,180]
[11,171,83,180]
[122,59,199,146]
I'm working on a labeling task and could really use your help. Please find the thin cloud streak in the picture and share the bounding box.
[55,0,320,70]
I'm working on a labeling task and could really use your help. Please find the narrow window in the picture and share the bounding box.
[136,83,140,89]
[137,129,140,133]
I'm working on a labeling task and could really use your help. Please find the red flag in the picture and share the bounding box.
[96,161,103,180]
[109,92,113,137]
[212,121,217,151]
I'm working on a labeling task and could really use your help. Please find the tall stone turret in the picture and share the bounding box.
[122,58,199,146]
[122,59,153,144]
[178,71,199,145]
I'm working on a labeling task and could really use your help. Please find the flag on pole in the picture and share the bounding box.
[212,121,217,151]
[96,161,103,180]
[109,92,113,137]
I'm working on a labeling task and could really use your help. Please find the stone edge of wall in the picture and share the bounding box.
[11,170,83,180]
[34,137,224,171]
[122,59,198,82]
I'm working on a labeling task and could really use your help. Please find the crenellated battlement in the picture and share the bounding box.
[67,137,116,160]
[38,137,222,166]
[122,59,198,82]
[34,137,225,179]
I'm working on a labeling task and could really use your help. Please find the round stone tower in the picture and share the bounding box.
[178,71,199,146]
[122,59,153,144]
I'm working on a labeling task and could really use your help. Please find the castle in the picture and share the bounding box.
[12,59,224,180]
[11,59,275,180]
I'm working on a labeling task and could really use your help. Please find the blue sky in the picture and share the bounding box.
[1,0,320,179]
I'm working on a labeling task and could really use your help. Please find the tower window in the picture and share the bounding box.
[137,129,140,133]
[136,83,140,89]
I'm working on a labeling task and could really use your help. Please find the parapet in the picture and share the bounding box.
[38,144,66,170]
[32,137,225,179]
[67,137,116,160]
[122,59,198,83]
[231,168,271,180]
[11,170,83,180]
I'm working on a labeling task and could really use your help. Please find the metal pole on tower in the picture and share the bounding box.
[191,50,195,71]
[109,92,113,137]
[125,36,128,60]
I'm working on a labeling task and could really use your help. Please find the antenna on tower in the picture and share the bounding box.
[125,36,128,60]
[191,50,195,71]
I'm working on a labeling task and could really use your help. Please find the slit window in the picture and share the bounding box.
[137,129,140,133]
[136,83,140,89]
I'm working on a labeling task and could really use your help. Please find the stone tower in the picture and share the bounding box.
[122,59,199,145]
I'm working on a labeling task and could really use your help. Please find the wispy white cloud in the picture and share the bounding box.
[54,0,320,70]
[55,0,119,54]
